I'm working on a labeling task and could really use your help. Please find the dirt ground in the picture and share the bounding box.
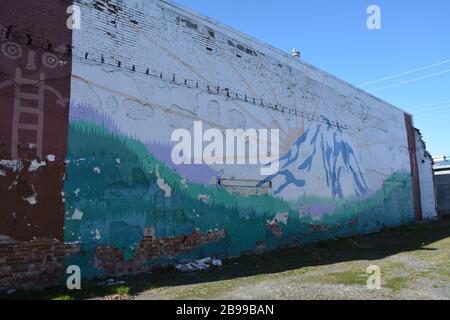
[134,219,450,300]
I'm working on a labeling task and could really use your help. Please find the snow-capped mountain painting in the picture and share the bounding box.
[260,116,369,200]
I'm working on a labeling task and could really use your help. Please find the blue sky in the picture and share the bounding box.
[175,0,450,156]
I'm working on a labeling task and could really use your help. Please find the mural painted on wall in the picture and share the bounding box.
[0,0,422,291]
[259,117,368,198]
[63,72,414,278]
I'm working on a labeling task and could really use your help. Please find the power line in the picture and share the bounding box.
[412,104,450,115]
[357,59,450,87]
[413,110,450,120]
[369,68,450,93]
[415,109,450,117]
[413,113,450,122]
[409,99,450,111]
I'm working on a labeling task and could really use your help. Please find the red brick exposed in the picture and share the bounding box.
[0,238,80,291]
[94,229,227,276]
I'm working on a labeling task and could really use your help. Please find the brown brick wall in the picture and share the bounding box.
[0,0,73,292]
[0,238,81,291]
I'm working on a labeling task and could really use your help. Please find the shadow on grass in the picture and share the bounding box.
[2,218,450,300]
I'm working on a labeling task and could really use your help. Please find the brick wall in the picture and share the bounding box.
[71,0,408,133]
[94,229,226,277]
[0,0,73,292]
[0,0,437,292]
[71,0,413,195]
[65,0,423,287]
[0,238,80,291]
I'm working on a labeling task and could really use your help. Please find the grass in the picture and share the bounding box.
[2,218,450,300]
[0,283,134,301]
[383,276,411,293]
[310,269,369,286]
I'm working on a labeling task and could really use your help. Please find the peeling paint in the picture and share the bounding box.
[29,160,46,172]
[93,167,101,175]
[8,180,18,191]
[0,160,23,172]
[94,229,102,241]
[0,235,13,243]
[197,194,209,203]
[155,165,172,197]
[269,212,289,226]
[72,209,84,220]
[24,195,38,206]
[144,227,156,238]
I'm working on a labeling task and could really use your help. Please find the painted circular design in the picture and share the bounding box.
[1,41,22,59]
[42,52,59,69]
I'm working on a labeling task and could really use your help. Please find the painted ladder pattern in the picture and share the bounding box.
[11,68,45,160]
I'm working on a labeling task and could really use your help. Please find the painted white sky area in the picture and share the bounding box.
[174,0,450,157]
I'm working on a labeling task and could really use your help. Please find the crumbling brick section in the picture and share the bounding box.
[0,238,80,291]
[0,229,226,291]
[266,223,283,238]
[95,229,226,276]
